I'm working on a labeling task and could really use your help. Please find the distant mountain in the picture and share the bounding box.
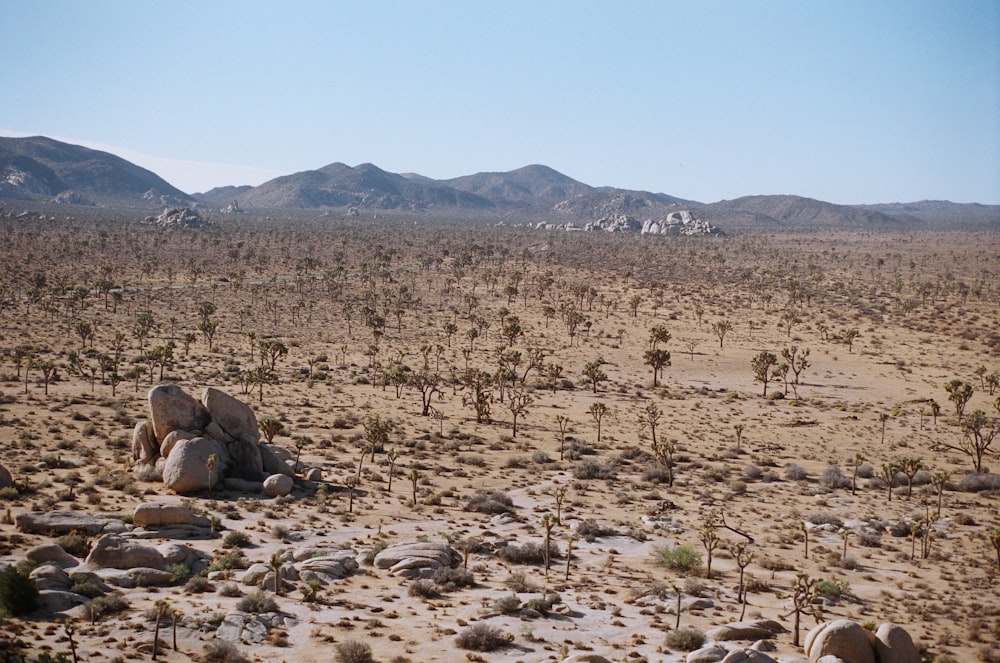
[3,135,997,229]
[232,162,494,211]
[855,200,1000,226]
[699,195,918,229]
[442,164,594,207]
[0,136,190,206]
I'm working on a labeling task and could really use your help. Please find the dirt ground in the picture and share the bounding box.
[0,213,998,662]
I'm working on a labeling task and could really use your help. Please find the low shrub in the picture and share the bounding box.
[433,566,474,590]
[665,626,706,651]
[208,549,250,572]
[815,578,850,601]
[957,472,1000,492]
[185,575,214,594]
[651,545,703,574]
[455,623,513,652]
[574,459,616,480]
[236,590,278,614]
[493,594,521,614]
[91,591,129,618]
[0,565,38,617]
[55,533,89,557]
[576,519,617,541]
[464,491,514,514]
[335,640,374,663]
[408,579,442,599]
[785,463,808,480]
[203,640,251,663]
[806,513,844,528]
[497,541,559,565]
[223,531,252,549]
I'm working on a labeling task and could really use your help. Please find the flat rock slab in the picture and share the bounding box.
[16,511,125,536]
[215,610,296,645]
[706,619,786,641]
[133,502,211,528]
[373,541,461,578]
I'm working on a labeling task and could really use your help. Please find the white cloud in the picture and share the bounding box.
[0,129,283,194]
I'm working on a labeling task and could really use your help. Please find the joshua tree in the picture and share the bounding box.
[205,454,218,499]
[550,485,568,524]
[270,550,284,594]
[386,448,400,492]
[582,360,607,393]
[589,402,608,443]
[941,409,998,473]
[639,403,662,445]
[408,467,422,506]
[850,453,865,496]
[733,424,744,449]
[929,399,941,427]
[801,521,809,559]
[944,379,974,422]
[152,599,169,660]
[730,542,753,619]
[751,351,778,397]
[258,417,282,444]
[541,513,557,576]
[362,414,392,460]
[781,346,810,399]
[879,412,891,444]
[878,461,899,502]
[555,415,570,460]
[989,527,1000,573]
[409,371,443,416]
[652,435,676,487]
[699,520,721,580]
[344,476,360,513]
[461,368,493,424]
[711,319,733,348]
[786,573,819,647]
[899,456,923,498]
[648,324,671,350]
[840,328,860,353]
[644,348,671,387]
[565,535,576,581]
[507,389,533,437]
[931,470,950,517]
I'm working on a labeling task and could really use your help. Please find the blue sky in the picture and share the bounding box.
[2,0,998,204]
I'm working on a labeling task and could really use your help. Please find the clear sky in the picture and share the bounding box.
[2,0,998,204]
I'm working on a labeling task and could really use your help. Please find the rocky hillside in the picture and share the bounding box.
[0,136,190,207]
[698,195,917,229]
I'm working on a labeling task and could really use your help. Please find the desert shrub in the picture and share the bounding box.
[576,519,617,541]
[432,566,474,590]
[856,463,875,479]
[806,513,844,528]
[69,577,105,598]
[503,571,537,593]
[574,459,616,480]
[236,590,278,614]
[0,565,38,617]
[683,578,707,597]
[91,591,129,618]
[455,623,512,652]
[665,626,706,651]
[408,579,442,599]
[35,654,72,663]
[531,450,553,464]
[223,531,252,548]
[185,575,214,594]
[784,463,808,480]
[493,594,521,614]
[168,562,191,584]
[464,491,514,514]
[858,530,882,548]
[208,549,249,572]
[819,464,851,489]
[497,541,558,565]
[524,592,560,616]
[55,533,89,557]
[218,582,242,597]
[957,473,1000,492]
[620,446,653,462]
[815,578,850,601]
[0,487,18,500]
[335,640,374,663]
[744,464,763,481]
[203,641,251,663]
[564,439,595,460]
[641,465,672,484]
[651,545,703,573]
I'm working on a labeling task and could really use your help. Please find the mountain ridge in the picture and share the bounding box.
[2,136,997,229]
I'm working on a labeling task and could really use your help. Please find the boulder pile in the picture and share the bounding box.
[804,620,920,663]
[132,385,297,496]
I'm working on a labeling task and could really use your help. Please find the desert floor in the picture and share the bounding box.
[0,212,998,663]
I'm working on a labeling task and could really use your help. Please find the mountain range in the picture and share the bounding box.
[2,135,998,230]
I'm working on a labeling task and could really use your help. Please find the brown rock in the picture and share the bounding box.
[804,620,875,663]
[133,502,210,528]
[873,624,920,663]
[162,437,228,494]
[202,387,259,442]
[148,384,210,443]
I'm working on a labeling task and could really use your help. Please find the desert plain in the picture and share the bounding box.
[0,209,998,663]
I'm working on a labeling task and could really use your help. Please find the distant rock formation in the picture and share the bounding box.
[144,207,211,229]
[535,210,721,236]
[53,190,94,206]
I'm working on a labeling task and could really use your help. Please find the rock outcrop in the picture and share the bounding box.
[15,511,125,536]
[804,620,919,663]
[373,541,461,578]
[133,384,308,496]
[132,502,211,528]
[0,463,13,489]
[144,207,211,229]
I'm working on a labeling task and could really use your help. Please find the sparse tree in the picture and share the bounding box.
[652,435,676,487]
[541,513,557,575]
[699,519,721,580]
[582,360,607,393]
[555,415,570,460]
[507,389,533,437]
[711,319,733,348]
[899,456,923,499]
[930,470,949,518]
[730,542,753,619]
[408,467,422,506]
[781,346,810,399]
[944,379,974,422]
[751,351,778,397]
[840,328,860,353]
[589,402,608,443]
[644,348,671,387]
[258,417,283,444]
[940,409,998,473]
[878,461,899,502]
[639,403,662,445]
[787,573,819,648]
[733,424,745,449]
[850,452,865,495]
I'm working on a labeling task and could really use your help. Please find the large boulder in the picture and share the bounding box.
[202,387,259,443]
[721,650,779,663]
[131,421,157,465]
[162,437,228,494]
[29,564,71,591]
[686,646,729,663]
[26,543,79,569]
[133,502,210,528]
[227,437,264,481]
[0,464,15,489]
[36,589,91,614]
[160,429,196,458]
[263,473,294,498]
[804,620,876,663]
[15,511,124,535]
[706,619,785,642]
[260,444,294,478]
[148,384,211,443]
[85,533,167,570]
[873,624,920,663]
[373,541,461,578]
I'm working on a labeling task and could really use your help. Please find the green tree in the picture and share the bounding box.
[944,379,974,422]
[711,320,733,349]
[941,409,998,473]
[643,348,671,387]
[258,417,283,444]
[751,351,778,397]
[582,360,607,393]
